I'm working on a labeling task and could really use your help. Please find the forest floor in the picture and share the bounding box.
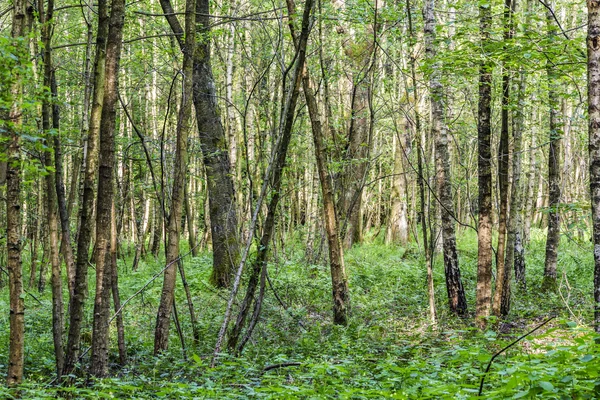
[1,229,599,399]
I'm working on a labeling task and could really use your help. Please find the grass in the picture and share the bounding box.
[0,228,599,398]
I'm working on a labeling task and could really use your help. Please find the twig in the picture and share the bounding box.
[478,315,557,396]
[263,362,301,372]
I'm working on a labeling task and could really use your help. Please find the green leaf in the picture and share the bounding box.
[539,381,554,391]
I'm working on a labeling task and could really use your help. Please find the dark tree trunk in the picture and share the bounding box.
[492,0,514,317]
[154,0,195,354]
[64,0,108,376]
[476,1,494,326]
[89,0,125,377]
[543,9,561,292]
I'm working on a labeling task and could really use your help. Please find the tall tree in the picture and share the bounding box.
[64,0,108,375]
[291,0,349,325]
[424,0,467,316]
[492,0,515,316]
[40,0,65,377]
[588,0,600,333]
[154,0,195,354]
[159,0,240,288]
[476,0,494,326]
[5,0,28,386]
[89,0,126,377]
[543,4,562,291]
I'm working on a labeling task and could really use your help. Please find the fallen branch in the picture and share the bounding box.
[478,314,557,396]
[263,362,301,372]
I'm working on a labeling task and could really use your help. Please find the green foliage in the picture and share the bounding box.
[0,230,598,398]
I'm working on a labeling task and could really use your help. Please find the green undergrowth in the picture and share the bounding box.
[1,229,599,398]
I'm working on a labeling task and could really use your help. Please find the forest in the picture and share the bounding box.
[1,0,600,397]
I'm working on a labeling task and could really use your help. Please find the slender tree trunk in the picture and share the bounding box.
[184,183,198,256]
[154,0,195,354]
[424,0,467,317]
[386,132,409,246]
[543,6,561,291]
[587,0,600,333]
[502,68,526,315]
[6,0,28,386]
[492,0,514,317]
[111,201,126,365]
[218,0,314,357]
[40,0,65,377]
[406,0,436,325]
[64,0,108,375]
[476,0,494,326]
[291,0,349,325]
[89,0,125,377]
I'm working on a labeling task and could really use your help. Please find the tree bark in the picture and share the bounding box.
[154,0,195,354]
[492,0,515,317]
[476,0,494,326]
[6,0,28,386]
[89,0,125,377]
[424,0,467,317]
[543,6,561,292]
[40,0,65,377]
[587,0,600,333]
[502,68,526,316]
[64,0,108,376]
[291,0,349,325]
[159,0,240,288]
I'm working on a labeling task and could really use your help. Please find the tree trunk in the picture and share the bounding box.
[89,0,125,377]
[6,0,28,386]
[154,0,195,354]
[587,0,600,333]
[492,0,514,317]
[424,0,467,317]
[502,67,526,315]
[111,201,126,366]
[219,0,314,357]
[40,0,65,377]
[476,0,494,326]
[290,0,349,325]
[543,7,561,292]
[64,0,108,376]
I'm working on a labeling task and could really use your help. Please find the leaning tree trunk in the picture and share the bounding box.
[154,0,195,355]
[291,0,349,325]
[89,0,125,377]
[587,0,600,333]
[424,0,467,317]
[476,0,494,326]
[543,7,561,292]
[225,0,317,353]
[64,0,108,376]
[6,0,28,386]
[159,0,240,288]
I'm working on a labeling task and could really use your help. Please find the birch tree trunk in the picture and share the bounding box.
[476,0,494,326]
[587,0,600,332]
[424,0,467,317]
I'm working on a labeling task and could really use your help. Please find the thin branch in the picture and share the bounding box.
[478,315,557,396]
